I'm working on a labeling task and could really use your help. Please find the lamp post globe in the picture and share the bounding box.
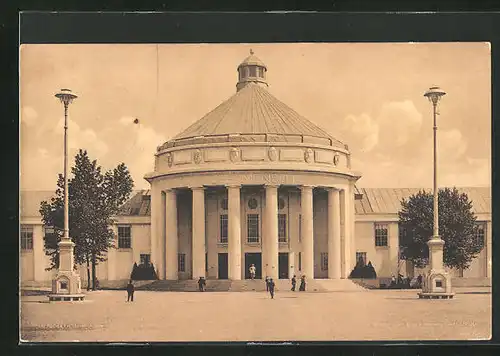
[418,86,454,299]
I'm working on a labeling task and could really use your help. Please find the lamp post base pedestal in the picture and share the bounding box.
[47,238,85,302]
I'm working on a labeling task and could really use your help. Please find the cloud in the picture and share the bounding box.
[377,100,423,147]
[21,106,38,126]
[20,147,62,190]
[53,117,110,159]
[440,157,490,187]
[341,113,379,152]
[102,116,167,188]
[418,128,468,165]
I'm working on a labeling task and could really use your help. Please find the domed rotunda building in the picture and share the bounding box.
[20,52,491,288]
[144,50,362,281]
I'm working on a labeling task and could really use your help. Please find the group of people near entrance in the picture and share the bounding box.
[250,263,308,298]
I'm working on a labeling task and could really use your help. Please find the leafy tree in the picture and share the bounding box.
[40,149,133,290]
[398,187,482,271]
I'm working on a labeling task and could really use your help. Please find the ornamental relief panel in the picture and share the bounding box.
[279,148,303,161]
[205,148,229,162]
[304,148,314,163]
[268,147,278,161]
[173,150,192,165]
[193,149,203,164]
[314,149,334,164]
[333,153,340,166]
[229,147,241,162]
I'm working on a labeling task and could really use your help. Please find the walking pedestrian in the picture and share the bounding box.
[269,278,275,299]
[299,275,306,291]
[198,277,206,292]
[126,280,135,302]
[291,275,297,291]
[249,264,256,280]
[265,276,270,291]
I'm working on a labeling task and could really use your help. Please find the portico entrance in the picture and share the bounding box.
[245,253,262,279]
[279,253,289,279]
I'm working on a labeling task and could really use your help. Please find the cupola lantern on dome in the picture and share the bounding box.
[236,49,268,91]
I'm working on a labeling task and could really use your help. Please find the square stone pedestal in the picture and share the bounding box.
[418,272,454,299]
[47,239,85,302]
[418,237,455,299]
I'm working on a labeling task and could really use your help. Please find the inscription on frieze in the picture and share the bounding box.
[241,172,296,185]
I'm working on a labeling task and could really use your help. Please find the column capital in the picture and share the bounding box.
[327,187,342,193]
[189,186,205,191]
[225,184,241,189]
[264,184,279,189]
[300,184,315,191]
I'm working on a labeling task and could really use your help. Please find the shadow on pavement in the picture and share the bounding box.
[21,290,51,296]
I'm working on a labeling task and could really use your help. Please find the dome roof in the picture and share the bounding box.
[161,51,346,150]
[238,51,267,69]
[168,83,345,149]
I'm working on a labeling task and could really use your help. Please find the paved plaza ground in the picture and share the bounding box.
[20,287,491,342]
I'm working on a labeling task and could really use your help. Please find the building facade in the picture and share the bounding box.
[20,52,492,284]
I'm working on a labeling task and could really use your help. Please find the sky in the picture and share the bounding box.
[20,43,491,191]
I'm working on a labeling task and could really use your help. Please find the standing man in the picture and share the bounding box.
[126,280,135,302]
[249,264,256,280]
[268,278,276,299]
[265,276,270,291]
[291,275,297,291]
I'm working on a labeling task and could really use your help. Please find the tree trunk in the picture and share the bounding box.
[86,256,91,291]
[91,253,97,291]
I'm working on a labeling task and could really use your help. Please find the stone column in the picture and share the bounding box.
[389,223,400,277]
[340,189,349,278]
[301,185,314,279]
[228,185,242,280]
[165,188,178,280]
[33,225,45,281]
[327,189,341,279]
[265,185,279,279]
[150,184,161,279]
[349,183,356,274]
[191,187,206,279]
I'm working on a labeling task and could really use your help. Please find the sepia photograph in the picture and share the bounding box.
[20,42,491,342]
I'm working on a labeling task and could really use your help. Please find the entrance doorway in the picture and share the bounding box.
[279,253,289,279]
[245,253,262,279]
[218,253,228,279]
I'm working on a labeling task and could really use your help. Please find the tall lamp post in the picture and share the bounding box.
[418,86,454,299]
[48,88,84,302]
